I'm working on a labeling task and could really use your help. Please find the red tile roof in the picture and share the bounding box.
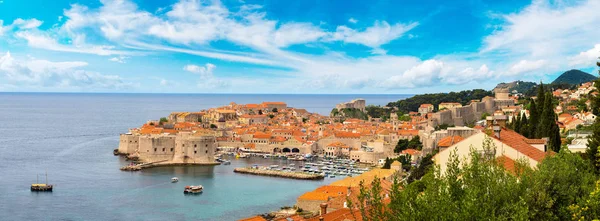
[437,135,464,147]
[493,128,548,162]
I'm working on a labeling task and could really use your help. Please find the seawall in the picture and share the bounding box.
[234,168,324,180]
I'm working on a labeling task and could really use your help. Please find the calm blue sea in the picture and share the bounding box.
[0,93,411,221]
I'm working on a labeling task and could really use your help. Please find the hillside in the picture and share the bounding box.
[494,81,537,94]
[552,69,596,85]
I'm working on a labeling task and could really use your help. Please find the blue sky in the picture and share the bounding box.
[0,0,599,93]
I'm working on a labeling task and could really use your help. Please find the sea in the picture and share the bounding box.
[0,93,412,221]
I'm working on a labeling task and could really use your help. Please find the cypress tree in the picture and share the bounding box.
[529,99,539,138]
[514,113,522,132]
[536,82,546,118]
[549,121,561,152]
[537,92,555,138]
[588,118,600,173]
[520,114,529,138]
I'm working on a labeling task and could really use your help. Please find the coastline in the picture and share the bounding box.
[234,167,325,180]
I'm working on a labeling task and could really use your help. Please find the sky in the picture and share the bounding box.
[0,0,599,94]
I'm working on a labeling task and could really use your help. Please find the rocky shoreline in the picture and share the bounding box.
[233,167,325,180]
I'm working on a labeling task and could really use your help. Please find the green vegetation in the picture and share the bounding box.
[381,155,411,171]
[365,105,393,120]
[386,89,492,113]
[159,117,168,125]
[272,108,278,112]
[510,83,560,151]
[209,124,217,129]
[552,69,597,85]
[393,136,422,153]
[330,108,368,120]
[350,146,600,220]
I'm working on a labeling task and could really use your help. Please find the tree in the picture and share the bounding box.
[537,92,553,138]
[272,108,278,112]
[592,58,600,115]
[528,99,539,138]
[536,82,546,118]
[520,113,530,138]
[408,136,423,150]
[210,124,217,129]
[258,110,263,115]
[588,117,600,173]
[159,117,168,125]
[394,139,409,153]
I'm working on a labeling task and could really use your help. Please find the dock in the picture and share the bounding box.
[120,160,219,171]
[234,167,325,180]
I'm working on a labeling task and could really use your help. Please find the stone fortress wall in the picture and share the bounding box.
[118,132,216,164]
[428,88,513,127]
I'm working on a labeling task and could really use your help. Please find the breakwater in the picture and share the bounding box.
[120,161,220,171]
[234,167,325,180]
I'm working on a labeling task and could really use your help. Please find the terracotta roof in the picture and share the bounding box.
[298,186,349,201]
[334,132,361,138]
[239,216,268,221]
[524,138,546,145]
[437,136,464,147]
[327,141,349,149]
[401,149,421,156]
[496,155,517,175]
[493,128,548,162]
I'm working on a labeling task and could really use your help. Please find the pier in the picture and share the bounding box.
[120,160,219,171]
[233,167,325,180]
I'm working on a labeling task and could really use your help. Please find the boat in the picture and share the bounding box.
[222,160,231,165]
[31,172,53,192]
[184,185,203,194]
[171,177,179,183]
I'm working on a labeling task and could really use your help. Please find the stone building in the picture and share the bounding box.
[117,132,216,164]
[335,99,366,112]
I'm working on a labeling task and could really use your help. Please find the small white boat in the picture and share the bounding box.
[222,160,231,165]
[171,177,179,183]
[184,185,203,194]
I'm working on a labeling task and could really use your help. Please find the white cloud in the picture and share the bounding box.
[348,18,358,24]
[0,51,133,90]
[507,59,547,76]
[15,31,133,56]
[569,44,600,67]
[484,0,600,59]
[329,21,418,53]
[184,63,229,89]
[380,59,444,89]
[109,56,129,63]
[0,18,43,36]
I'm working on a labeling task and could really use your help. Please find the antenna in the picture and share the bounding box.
[45,170,48,184]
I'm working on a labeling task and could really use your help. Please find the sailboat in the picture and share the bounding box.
[31,171,53,192]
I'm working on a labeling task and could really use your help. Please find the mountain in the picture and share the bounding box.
[551,69,597,85]
[494,81,537,94]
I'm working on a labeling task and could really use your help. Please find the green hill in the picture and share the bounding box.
[552,69,596,85]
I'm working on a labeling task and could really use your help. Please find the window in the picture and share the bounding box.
[194,151,197,154]
[194,144,197,147]
[205,150,208,153]
[154,148,157,152]
[205,144,208,147]
[170,148,174,152]
[162,148,165,152]
[182,144,185,147]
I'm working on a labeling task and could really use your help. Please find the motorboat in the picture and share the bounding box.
[184,185,203,194]
[171,177,179,183]
[222,160,231,165]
